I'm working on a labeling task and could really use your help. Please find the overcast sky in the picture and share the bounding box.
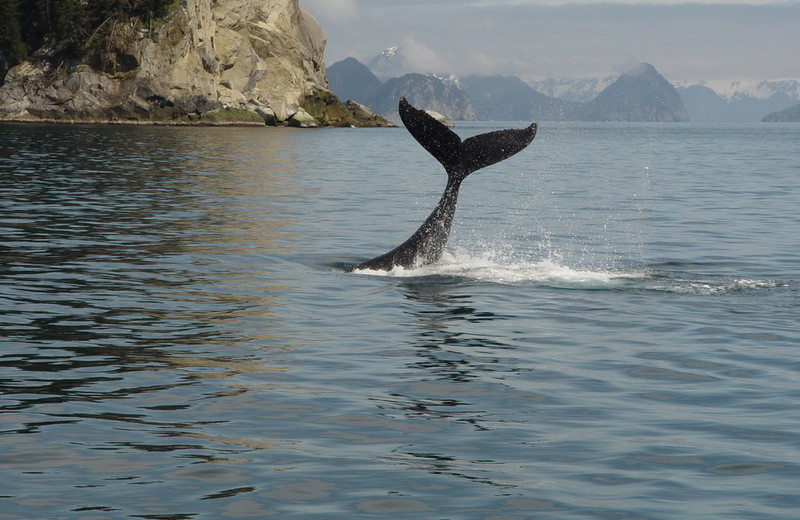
[302,0,800,82]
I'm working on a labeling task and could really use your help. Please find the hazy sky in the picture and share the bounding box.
[302,0,800,82]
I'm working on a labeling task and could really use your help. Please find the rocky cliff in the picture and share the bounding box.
[0,0,389,126]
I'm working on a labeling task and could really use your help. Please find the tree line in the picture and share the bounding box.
[0,0,176,71]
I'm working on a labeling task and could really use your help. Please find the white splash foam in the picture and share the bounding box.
[352,252,785,295]
[354,250,643,287]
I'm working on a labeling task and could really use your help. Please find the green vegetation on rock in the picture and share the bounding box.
[301,89,357,127]
[302,89,394,127]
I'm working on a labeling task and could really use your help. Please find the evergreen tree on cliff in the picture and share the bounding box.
[0,0,175,71]
[0,0,27,74]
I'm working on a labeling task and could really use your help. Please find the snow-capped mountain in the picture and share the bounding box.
[367,46,407,81]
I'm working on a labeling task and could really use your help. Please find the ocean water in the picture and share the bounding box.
[1,120,798,519]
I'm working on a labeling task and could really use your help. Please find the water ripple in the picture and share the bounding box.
[1,122,799,519]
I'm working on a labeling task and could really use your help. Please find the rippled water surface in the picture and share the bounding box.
[1,121,799,519]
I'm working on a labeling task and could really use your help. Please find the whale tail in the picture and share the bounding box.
[399,97,538,182]
[350,99,538,272]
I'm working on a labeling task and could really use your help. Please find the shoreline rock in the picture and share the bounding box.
[425,110,454,127]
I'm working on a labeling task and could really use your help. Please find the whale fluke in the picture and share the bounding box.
[352,98,538,272]
[399,97,538,180]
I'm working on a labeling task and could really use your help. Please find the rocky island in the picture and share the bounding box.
[0,0,391,127]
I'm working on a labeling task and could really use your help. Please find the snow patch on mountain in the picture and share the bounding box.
[529,77,800,104]
[674,79,800,101]
[528,77,616,103]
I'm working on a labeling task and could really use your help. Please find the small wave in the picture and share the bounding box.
[353,251,643,288]
[647,277,783,296]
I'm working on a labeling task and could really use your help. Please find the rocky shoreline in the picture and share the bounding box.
[0,0,393,128]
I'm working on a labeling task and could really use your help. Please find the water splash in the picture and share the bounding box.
[350,250,785,296]
[353,249,644,288]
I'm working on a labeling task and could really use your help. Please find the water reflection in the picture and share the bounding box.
[399,278,521,384]
[0,125,306,446]
[367,279,534,491]
[0,124,330,518]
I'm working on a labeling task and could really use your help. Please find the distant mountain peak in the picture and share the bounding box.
[623,63,658,78]
[578,63,689,122]
[326,57,381,105]
[368,46,407,80]
[379,46,401,60]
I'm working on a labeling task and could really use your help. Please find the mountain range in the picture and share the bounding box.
[530,77,800,122]
[328,47,800,123]
[328,58,688,122]
[326,57,474,120]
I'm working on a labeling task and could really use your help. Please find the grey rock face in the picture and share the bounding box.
[0,0,331,125]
